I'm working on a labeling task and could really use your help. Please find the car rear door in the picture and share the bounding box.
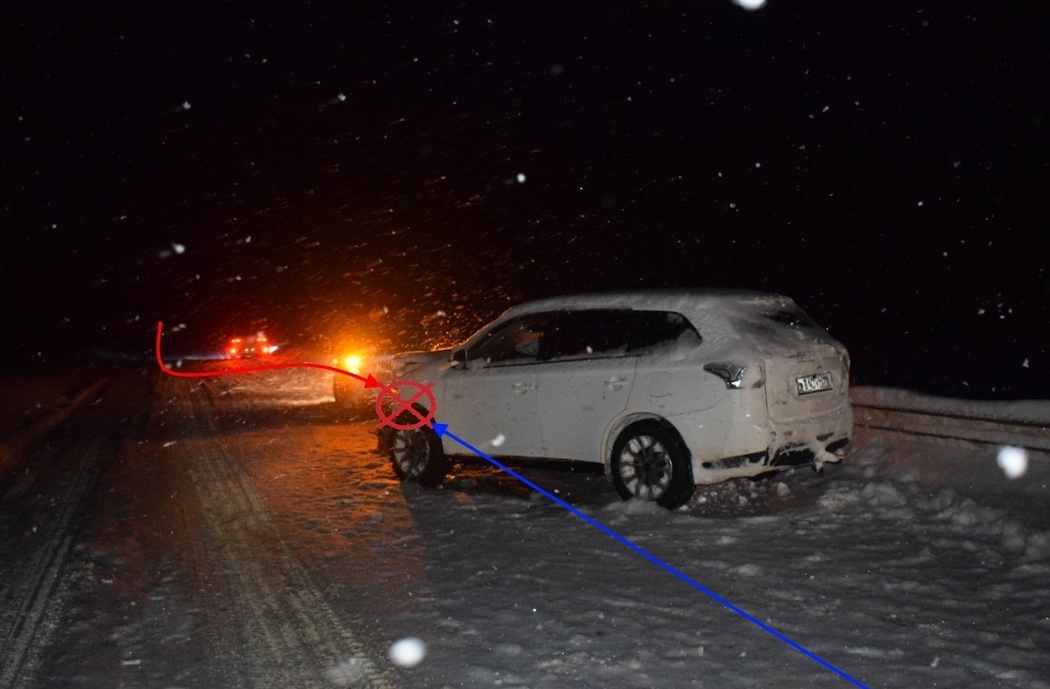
[536,309,637,462]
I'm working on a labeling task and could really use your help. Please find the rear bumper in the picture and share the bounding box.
[770,435,850,468]
[683,401,852,485]
[767,402,853,464]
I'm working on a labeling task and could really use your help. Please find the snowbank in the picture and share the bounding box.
[851,386,1050,424]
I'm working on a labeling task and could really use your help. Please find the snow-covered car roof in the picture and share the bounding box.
[479,289,840,357]
[498,289,797,319]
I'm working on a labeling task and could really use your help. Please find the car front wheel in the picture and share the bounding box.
[611,421,694,509]
[388,414,448,487]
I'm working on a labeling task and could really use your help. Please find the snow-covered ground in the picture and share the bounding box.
[378,412,1050,688]
[1,367,1048,688]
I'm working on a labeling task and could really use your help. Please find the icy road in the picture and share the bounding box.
[1,365,1048,688]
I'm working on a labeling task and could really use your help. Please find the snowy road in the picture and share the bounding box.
[0,366,1047,688]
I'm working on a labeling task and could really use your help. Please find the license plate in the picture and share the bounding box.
[796,372,833,395]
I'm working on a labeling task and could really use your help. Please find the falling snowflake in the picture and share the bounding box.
[388,637,426,668]
[996,446,1028,480]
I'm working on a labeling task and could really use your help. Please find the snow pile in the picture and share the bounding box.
[389,434,1050,688]
[852,386,1050,424]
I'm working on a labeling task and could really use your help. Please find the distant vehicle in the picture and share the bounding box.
[377,290,853,509]
[226,333,275,359]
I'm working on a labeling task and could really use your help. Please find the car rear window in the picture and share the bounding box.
[763,308,818,329]
[541,309,701,362]
[726,301,833,347]
[492,308,704,364]
[629,311,701,352]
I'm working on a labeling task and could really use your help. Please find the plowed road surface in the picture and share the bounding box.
[1,366,424,688]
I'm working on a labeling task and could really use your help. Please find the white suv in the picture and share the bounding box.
[379,290,852,509]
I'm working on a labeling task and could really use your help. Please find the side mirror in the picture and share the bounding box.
[450,349,467,370]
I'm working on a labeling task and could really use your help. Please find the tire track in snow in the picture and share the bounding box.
[0,436,102,687]
[167,376,399,689]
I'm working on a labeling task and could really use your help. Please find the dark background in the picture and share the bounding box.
[2,1,1046,399]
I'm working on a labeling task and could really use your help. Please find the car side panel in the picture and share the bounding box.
[437,365,542,457]
[536,357,636,462]
[669,388,773,482]
[623,362,773,481]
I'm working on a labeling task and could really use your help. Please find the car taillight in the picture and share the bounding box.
[704,362,765,389]
[703,363,746,389]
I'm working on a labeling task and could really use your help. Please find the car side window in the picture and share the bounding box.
[629,311,701,352]
[545,309,633,361]
[468,312,558,366]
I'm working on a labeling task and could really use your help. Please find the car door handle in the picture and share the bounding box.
[604,377,630,390]
[512,381,537,394]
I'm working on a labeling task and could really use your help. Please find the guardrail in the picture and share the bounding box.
[850,387,1050,452]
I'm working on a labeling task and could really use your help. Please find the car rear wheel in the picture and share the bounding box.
[388,413,448,487]
[611,421,694,509]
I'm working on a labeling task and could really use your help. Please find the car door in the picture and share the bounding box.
[439,312,556,457]
[625,310,720,417]
[536,309,637,463]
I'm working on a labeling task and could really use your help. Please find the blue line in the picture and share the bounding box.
[440,429,872,689]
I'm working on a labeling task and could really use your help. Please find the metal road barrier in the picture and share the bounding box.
[850,387,1050,453]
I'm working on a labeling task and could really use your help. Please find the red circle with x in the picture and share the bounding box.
[375,380,437,430]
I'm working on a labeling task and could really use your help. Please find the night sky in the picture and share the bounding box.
[2,1,1047,399]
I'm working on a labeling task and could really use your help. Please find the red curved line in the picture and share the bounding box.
[155,321,368,382]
